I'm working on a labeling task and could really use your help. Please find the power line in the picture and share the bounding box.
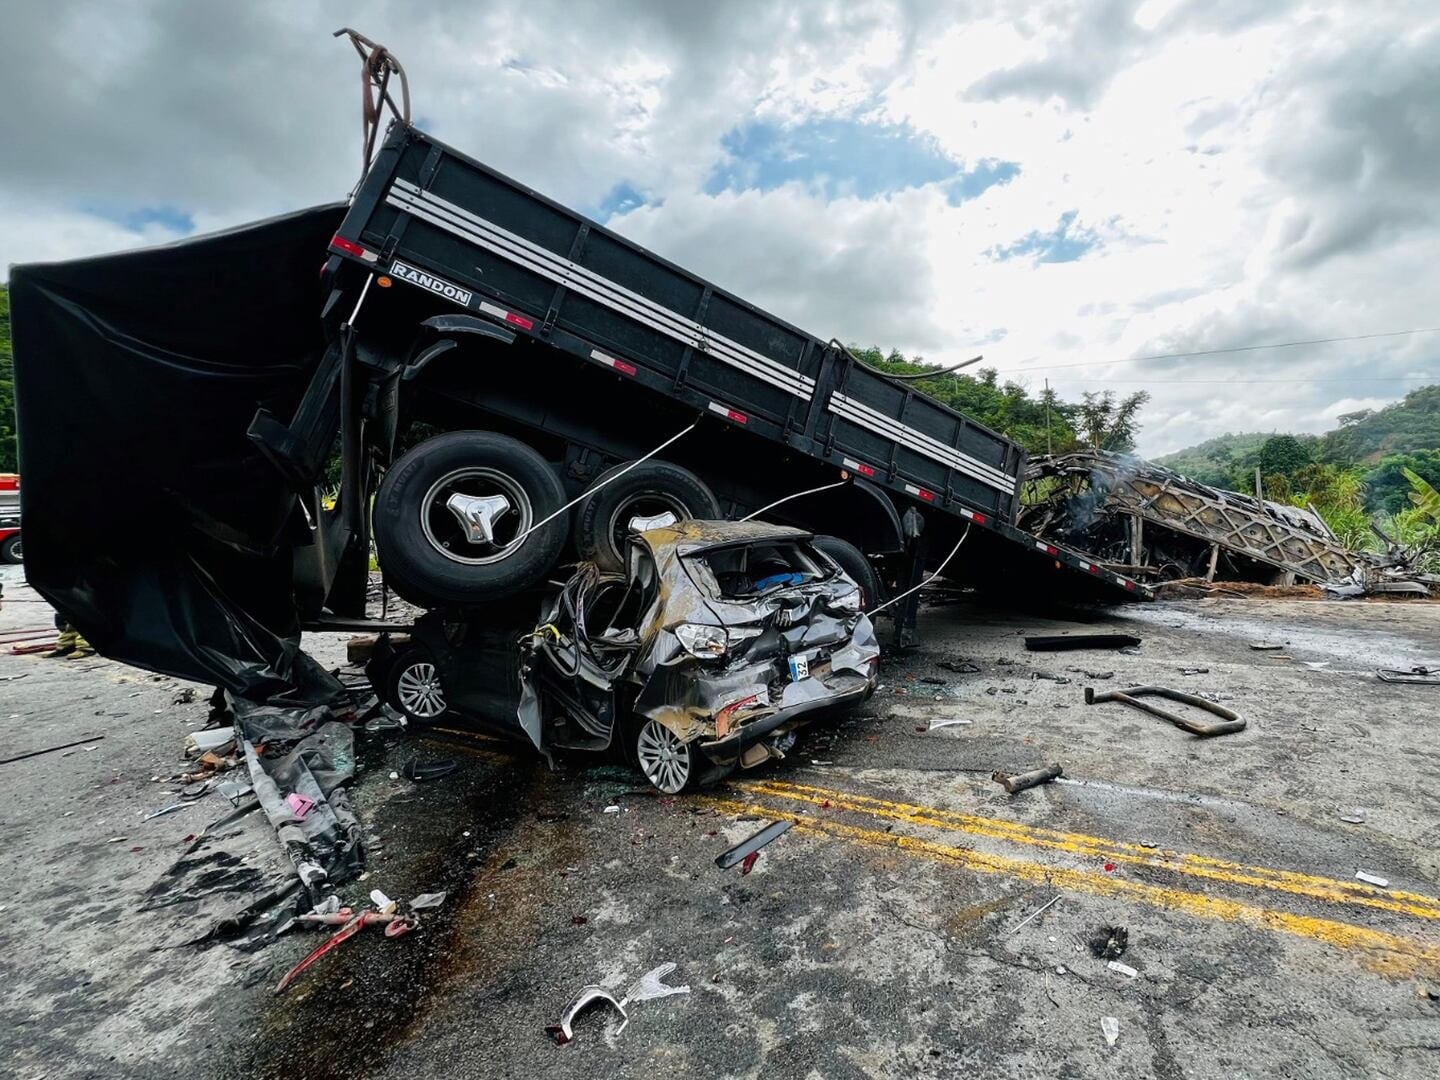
[996,326,1440,375]
[1041,375,1438,385]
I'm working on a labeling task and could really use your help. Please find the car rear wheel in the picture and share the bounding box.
[386,648,449,724]
[812,535,882,610]
[632,718,734,793]
[374,431,568,608]
[575,460,720,572]
[0,534,20,564]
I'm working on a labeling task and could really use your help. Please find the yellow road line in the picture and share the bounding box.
[735,778,1440,922]
[703,794,1440,977]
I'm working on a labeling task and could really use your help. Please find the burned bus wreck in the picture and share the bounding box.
[1019,450,1440,595]
[1019,451,1360,586]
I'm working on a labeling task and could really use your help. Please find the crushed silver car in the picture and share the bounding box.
[517,520,880,793]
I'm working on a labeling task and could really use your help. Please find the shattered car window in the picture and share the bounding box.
[684,541,834,601]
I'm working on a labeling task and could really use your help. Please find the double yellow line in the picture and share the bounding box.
[703,778,1440,976]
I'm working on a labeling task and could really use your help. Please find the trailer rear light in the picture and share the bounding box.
[960,508,988,525]
[376,275,393,288]
[329,235,376,262]
[841,458,877,478]
[505,311,534,331]
[708,402,747,424]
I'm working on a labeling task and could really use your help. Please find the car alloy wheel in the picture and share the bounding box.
[635,718,694,794]
[395,660,447,719]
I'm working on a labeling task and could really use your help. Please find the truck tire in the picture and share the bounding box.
[575,460,720,571]
[813,535,883,610]
[0,534,20,564]
[374,431,568,608]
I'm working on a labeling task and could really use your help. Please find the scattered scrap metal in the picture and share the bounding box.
[1025,634,1141,652]
[1021,450,1439,596]
[716,820,794,870]
[1084,685,1246,737]
[992,763,1064,793]
[548,963,691,1045]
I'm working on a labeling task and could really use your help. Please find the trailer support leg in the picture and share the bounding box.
[893,532,929,649]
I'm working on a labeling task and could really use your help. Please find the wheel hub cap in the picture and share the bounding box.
[396,662,446,718]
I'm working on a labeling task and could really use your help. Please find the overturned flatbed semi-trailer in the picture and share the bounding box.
[10,116,1147,696]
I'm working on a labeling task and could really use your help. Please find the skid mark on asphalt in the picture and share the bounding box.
[702,782,1440,977]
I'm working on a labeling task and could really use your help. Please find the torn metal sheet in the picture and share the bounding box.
[1021,451,1439,596]
[517,521,880,792]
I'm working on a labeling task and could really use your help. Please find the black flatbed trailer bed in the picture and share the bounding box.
[325,123,1149,606]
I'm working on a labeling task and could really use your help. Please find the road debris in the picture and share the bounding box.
[547,985,629,1044]
[403,757,458,782]
[185,728,236,755]
[285,792,315,818]
[1084,685,1246,737]
[1339,809,1367,824]
[622,962,690,1005]
[715,819,794,870]
[1179,667,1210,675]
[143,803,187,821]
[273,908,420,994]
[1089,925,1129,959]
[1356,871,1390,888]
[1249,641,1285,651]
[1009,895,1061,934]
[1376,666,1440,685]
[410,891,447,911]
[1101,1016,1120,1046]
[1067,668,1114,680]
[0,734,105,766]
[926,717,973,731]
[1107,960,1139,978]
[938,660,980,674]
[1032,670,1071,683]
[992,763,1063,793]
[1025,634,1141,652]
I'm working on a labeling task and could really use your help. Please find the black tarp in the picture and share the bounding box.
[10,205,348,701]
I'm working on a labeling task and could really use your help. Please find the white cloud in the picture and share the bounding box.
[4,0,1439,455]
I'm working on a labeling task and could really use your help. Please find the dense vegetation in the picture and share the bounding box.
[1155,385,1440,557]
[852,346,1150,455]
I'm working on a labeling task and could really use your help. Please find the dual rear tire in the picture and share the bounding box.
[373,433,722,606]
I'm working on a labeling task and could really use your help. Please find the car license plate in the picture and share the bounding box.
[787,654,810,682]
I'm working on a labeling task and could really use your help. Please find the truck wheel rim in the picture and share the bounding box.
[608,494,689,556]
[636,719,692,793]
[396,661,447,718]
[421,467,534,565]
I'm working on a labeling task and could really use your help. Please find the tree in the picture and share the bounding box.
[1076,390,1151,452]
[1258,434,1311,478]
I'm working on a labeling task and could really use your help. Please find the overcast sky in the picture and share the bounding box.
[5,1,1438,454]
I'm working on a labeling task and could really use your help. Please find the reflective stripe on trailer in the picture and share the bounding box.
[477,300,534,330]
[590,349,637,376]
[903,483,935,502]
[386,181,816,401]
[827,392,1016,495]
[708,401,748,424]
[958,507,989,525]
[840,457,877,478]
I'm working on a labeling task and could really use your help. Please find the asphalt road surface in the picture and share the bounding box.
[2,562,1439,1078]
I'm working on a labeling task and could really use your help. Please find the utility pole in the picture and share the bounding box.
[1044,379,1053,456]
